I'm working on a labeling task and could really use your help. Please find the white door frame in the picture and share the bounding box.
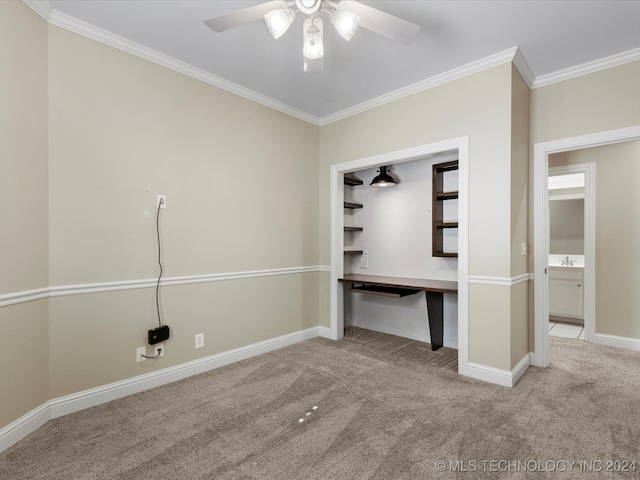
[330,137,469,376]
[533,125,640,367]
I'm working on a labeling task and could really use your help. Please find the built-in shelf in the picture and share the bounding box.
[436,191,459,200]
[432,160,459,258]
[344,201,363,209]
[344,176,364,186]
[344,175,364,258]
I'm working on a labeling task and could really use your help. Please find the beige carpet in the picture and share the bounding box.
[1,329,639,479]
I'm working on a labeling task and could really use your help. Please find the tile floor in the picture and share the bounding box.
[549,320,584,339]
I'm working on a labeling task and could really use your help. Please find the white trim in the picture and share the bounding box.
[317,326,332,339]
[43,9,318,125]
[511,353,531,386]
[1,266,327,308]
[512,47,535,87]
[594,333,640,352]
[467,353,530,388]
[468,274,530,287]
[28,4,521,127]
[533,125,640,368]
[532,46,640,89]
[549,163,595,344]
[319,48,521,126]
[0,402,50,454]
[24,0,524,129]
[23,1,640,125]
[1,326,325,453]
[0,287,49,308]
[350,318,458,349]
[330,137,469,377]
[22,0,52,21]
[549,193,584,201]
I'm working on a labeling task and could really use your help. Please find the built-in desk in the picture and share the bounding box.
[338,274,458,351]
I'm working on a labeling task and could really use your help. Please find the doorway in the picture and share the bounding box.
[329,137,469,376]
[533,125,640,368]
[547,166,592,342]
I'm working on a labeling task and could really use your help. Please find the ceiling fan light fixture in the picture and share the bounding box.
[370,166,397,188]
[264,7,295,39]
[331,1,360,41]
[296,0,322,15]
[303,16,324,60]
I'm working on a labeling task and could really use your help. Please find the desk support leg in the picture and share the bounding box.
[425,291,444,351]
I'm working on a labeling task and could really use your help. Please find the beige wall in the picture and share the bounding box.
[6,0,637,437]
[530,58,640,349]
[550,141,640,339]
[530,61,640,145]
[0,0,49,293]
[510,66,530,367]
[320,64,513,278]
[48,26,319,285]
[319,63,524,370]
[49,273,319,397]
[45,26,320,398]
[2,1,320,428]
[0,1,50,428]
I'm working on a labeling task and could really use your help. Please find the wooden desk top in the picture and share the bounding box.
[339,274,458,294]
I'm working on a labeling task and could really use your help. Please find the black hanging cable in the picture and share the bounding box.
[141,346,163,359]
[155,198,164,327]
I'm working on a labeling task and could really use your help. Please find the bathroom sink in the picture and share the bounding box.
[549,264,583,269]
[548,255,584,269]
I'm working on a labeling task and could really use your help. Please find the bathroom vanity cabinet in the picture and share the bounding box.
[549,267,584,321]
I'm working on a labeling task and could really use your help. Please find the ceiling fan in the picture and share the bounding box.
[204,0,421,72]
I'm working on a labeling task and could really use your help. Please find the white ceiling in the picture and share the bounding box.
[41,0,640,123]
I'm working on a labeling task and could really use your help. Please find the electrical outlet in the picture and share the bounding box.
[154,343,165,358]
[195,333,204,349]
[157,194,166,209]
[360,258,368,269]
[136,347,146,363]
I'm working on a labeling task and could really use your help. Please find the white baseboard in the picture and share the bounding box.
[529,333,640,368]
[467,353,530,388]
[1,326,324,453]
[318,326,332,339]
[594,333,640,352]
[350,319,458,349]
[0,403,50,454]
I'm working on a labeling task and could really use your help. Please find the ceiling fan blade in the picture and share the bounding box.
[204,1,286,32]
[348,1,420,43]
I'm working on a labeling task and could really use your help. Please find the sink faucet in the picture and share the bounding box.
[561,256,574,266]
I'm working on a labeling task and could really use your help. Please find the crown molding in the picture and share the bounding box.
[23,1,640,126]
[22,0,52,21]
[44,8,319,125]
[512,47,535,87]
[532,46,640,89]
[318,47,520,125]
